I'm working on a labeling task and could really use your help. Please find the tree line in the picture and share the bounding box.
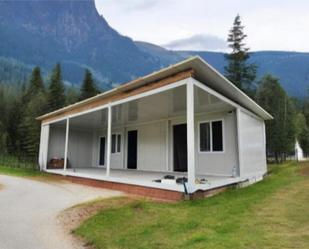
[0,14,309,163]
[225,14,309,163]
[0,64,100,158]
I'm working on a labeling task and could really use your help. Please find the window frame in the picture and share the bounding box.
[111,132,122,154]
[198,119,225,154]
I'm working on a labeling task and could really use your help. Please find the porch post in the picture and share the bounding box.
[236,108,243,178]
[187,80,196,193]
[106,105,112,177]
[63,117,70,175]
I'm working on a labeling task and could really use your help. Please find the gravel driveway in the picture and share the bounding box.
[0,175,123,249]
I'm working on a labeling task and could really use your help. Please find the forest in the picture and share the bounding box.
[0,15,309,165]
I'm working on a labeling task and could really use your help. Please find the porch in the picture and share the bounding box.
[40,75,243,195]
[46,167,242,193]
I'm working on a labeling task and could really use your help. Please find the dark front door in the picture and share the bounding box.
[127,130,138,169]
[99,137,106,166]
[173,124,188,172]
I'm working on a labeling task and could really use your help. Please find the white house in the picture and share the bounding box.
[37,56,273,200]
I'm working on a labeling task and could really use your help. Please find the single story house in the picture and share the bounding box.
[37,56,273,200]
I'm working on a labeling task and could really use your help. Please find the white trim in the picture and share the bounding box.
[187,81,196,193]
[165,120,169,171]
[197,119,225,154]
[106,105,112,177]
[171,122,187,172]
[111,132,122,154]
[191,78,264,122]
[236,108,243,177]
[63,118,70,174]
[98,136,106,167]
[43,79,189,126]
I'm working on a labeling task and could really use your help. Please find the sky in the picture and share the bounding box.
[94,0,309,52]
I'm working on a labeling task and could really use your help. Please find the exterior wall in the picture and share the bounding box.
[135,121,167,171]
[67,129,93,168]
[195,111,238,176]
[237,109,267,177]
[169,111,237,176]
[48,126,65,161]
[92,128,125,169]
[92,122,168,171]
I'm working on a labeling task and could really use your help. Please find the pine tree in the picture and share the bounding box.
[79,69,99,101]
[17,66,48,157]
[47,63,65,112]
[256,75,296,163]
[225,14,257,96]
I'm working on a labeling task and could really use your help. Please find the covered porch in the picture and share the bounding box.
[41,76,242,194]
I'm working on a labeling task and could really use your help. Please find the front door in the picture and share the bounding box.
[127,130,138,169]
[99,137,106,166]
[173,124,188,172]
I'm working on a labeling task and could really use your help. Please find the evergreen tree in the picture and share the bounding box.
[225,14,257,96]
[21,92,46,157]
[79,69,99,101]
[25,66,44,98]
[0,88,8,153]
[66,86,79,105]
[256,75,296,163]
[47,63,65,112]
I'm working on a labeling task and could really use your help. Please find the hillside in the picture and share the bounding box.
[0,0,309,97]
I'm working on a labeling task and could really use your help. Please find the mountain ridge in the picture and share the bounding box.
[0,0,309,97]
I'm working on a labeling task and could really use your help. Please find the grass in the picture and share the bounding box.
[74,162,309,249]
[0,165,47,177]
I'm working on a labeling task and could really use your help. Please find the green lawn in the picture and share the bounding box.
[74,162,309,249]
[0,166,47,177]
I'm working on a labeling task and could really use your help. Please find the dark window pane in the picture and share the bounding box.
[212,121,223,151]
[111,134,116,153]
[117,134,121,153]
[200,122,210,151]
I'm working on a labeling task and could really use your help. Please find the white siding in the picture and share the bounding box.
[195,111,238,176]
[38,124,49,170]
[136,122,167,171]
[67,129,93,168]
[48,127,65,161]
[238,110,267,177]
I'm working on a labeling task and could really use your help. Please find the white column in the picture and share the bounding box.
[236,108,243,178]
[38,124,49,171]
[106,105,112,177]
[187,80,196,193]
[63,118,70,175]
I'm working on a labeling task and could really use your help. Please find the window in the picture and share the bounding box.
[111,133,121,153]
[199,120,223,152]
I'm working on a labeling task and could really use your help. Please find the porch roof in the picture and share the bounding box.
[37,56,273,122]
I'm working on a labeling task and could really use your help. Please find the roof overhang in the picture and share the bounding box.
[37,56,272,121]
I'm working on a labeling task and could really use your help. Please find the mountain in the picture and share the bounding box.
[0,0,309,98]
[0,0,160,88]
[136,42,309,98]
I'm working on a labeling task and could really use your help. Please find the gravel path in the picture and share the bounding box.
[0,175,123,249]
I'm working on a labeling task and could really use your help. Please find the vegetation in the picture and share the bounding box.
[74,162,309,249]
[225,14,257,96]
[0,65,101,161]
[46,63,66,112]
[256,75,297,162]
[79,69,99,101]
[0,166,46,177]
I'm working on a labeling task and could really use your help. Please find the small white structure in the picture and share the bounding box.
[37,56,272,198]
[295,140,305,161]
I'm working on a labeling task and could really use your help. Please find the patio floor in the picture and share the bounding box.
[46,167,242,193]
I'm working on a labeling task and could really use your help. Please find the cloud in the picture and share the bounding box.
[163,34,227,51]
